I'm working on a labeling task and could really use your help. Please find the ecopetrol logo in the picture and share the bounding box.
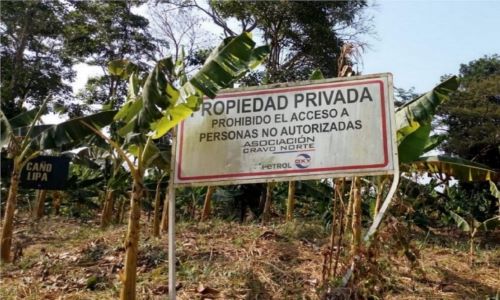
[295,153,311,169]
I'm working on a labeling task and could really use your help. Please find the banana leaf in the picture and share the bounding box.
[113,32,269,139]
[449,211,470,232]
[0,109,12,148]
[398,123,432,163]
[422,134,447,154]
[409,155,499,181]
[190,33,269,98]
[490,181,500,200]
[476,216,500,232]
[396,77,459,144]
[8,108,42,129]
[38,110,117,150]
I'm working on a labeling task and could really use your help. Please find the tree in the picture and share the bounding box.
[0,1,74,119]
[439,55,500,170]
[64,0,160,114]
[170,0,371,83]
[436,55,500,219]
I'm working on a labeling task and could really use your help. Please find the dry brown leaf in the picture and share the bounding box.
[152,284,169,295]
[197,283,220,295]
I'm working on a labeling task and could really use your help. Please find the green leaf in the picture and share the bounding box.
[151,103,193,139]
[138,58,179,131]
[409,155,498,181]
[450,211,471,232]
[8,108,42,129]
[398,123,431,163]
[114,33,269,140]
[476,216,500,232]
[422,134,446,154]
[309,69,325,80]
[190,32,269,98]
[39,111,117,149]
[0,109,12,148]
[248,45,271,69]
[396,77,459,144]
[108,60,139,79]
[143,141,169,169]
[127,72,140,99]
[489,180,500,200]
[115,98,143,122]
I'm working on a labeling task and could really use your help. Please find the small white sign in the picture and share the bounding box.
[174,73,397,186]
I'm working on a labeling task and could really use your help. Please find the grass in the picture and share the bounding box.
[0,214,499,299]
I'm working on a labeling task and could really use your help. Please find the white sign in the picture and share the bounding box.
[174,73,397,186]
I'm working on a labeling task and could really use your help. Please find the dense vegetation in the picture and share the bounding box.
[1,1,499,299]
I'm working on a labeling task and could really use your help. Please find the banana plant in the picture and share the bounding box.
[395,76,498,181]
[0,103,116,263]
[449,211,500,265]
[396,77,459,162]
[99,32,269,300]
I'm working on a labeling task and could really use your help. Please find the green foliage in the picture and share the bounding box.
[449,211,471,232]
[490,181,500,200]
[450,211,499,234]
[309,69,325,80]
[112,32,269,140]
[38,111,117,150]
[0,109,12,148]
[64,1,159,113]
[477,216,500,231]
[0,0,74,118]
[398,123,432,163]
[395,76,459,160]
[208,0,370,83]
[439,55,500,169]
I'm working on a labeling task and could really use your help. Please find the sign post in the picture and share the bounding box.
[168,73,398,298]
[175,73,397,186]
[19,156,70,190]
[168,129,177,300]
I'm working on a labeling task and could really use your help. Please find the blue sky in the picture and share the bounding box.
[362,0,500,92]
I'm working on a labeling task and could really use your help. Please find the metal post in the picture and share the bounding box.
[168,128,177,300]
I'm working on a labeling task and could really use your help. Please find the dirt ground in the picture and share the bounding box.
[1,215,499,299]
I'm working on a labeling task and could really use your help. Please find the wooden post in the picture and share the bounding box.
[33,189,47,220]
[201,186,215,221]
[350,177,361,256]
[286,181,296,222]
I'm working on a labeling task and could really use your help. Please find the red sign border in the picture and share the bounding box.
[177,79,389,182]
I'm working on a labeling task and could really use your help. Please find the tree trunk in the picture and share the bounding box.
[120,180,143,300]
[33,190,47,220]
[262,182,274,225]
[469,231,476,266]
[101,190,115,229]
[152,181,162,237]
[201,186,215,221]
[344,179,355,234]
[333,179,346,278]
[286,181,296,222]
[51,191,61,216]
[116,196,126,225]
[373,177,387,218]
[160,182,171,233]
[350,177,362,256]
[1,167,20,263]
